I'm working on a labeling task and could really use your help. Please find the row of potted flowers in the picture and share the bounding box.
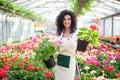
[76,40,120,80]
[0,35,59,80]
[100,35,120,44]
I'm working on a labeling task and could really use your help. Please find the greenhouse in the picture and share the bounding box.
[0,0,120,80]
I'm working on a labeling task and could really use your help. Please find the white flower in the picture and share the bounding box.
[90,70,96,74]
[110,60,116,63]
[84,66,90,70]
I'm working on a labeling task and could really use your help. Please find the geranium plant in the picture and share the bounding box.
[34,37,59,61]
[77,24,99,46]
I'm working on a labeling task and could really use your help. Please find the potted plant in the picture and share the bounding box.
[33,37,60,68]
[77,24,99,52]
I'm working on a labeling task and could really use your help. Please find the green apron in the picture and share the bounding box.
[57,54,70,68]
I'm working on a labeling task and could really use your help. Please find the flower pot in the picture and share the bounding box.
[43,55,56,68]
[77,39,89,52]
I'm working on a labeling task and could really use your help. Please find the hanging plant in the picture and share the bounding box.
[71,0,82,13]
[71,0,94,17]
[0,0,43,21]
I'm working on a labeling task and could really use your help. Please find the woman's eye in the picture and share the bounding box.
[63,18,71,21]
[63,19,66,20]
[68,18,71,20]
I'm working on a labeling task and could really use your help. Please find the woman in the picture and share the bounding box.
[55,10,77,80]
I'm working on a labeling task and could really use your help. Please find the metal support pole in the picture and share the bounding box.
[103,19,105,35]
[111,17,113,36]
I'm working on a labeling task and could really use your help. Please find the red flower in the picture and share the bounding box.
[35,67,40,71]
[28,63,34,66]
[0,68,7,77]
[3,64,11,70]
[106,65,115,71]
[4,56,8,59]
[75,77,80,80]
[27,63,34,71]
[2,78,7,80]
[27,66,34,71]
[116,73,120,78]
[42,68,46,72]
[19,62,25,68]
[11,55,19,62]
[46,72,53,79]
[95,17,100,23]
[106,43,111,48]
[89,61,96,65]
[2,59,8,63]
[83,60,87,64]
[90,24,99,31]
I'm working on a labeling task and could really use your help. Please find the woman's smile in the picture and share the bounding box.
[63,15,71,28]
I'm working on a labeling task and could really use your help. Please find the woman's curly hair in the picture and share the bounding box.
[56,10,77,36]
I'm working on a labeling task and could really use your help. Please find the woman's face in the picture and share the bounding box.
[63,15,71,28]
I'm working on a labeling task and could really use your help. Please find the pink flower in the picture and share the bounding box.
[25,53,31,59]
[91,49,99,54]
[95,62,100,67]
[103,60,108,64]
[31,36,38,42]
[116,55,120,59]
[57,39,63,44]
